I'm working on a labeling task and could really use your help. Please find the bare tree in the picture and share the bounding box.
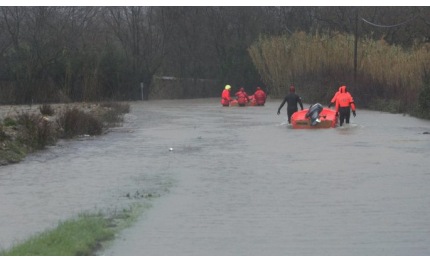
[103,7,172,99]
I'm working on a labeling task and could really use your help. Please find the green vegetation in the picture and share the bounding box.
[0,203,151,256]
[3,117,17,127]
[0,140,27,164]
[249,32,430,117]
[0,112,55,165]
[0,214,114,256]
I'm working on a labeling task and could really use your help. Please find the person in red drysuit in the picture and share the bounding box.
[328,83,356,109]
[253,86,267,106]
[335,85,357,126]
[235,87,249,107]
[221,84,233,106]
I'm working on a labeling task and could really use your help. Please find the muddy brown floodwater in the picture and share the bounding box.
[1,98,430,255]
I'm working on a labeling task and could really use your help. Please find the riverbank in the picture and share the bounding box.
[0,102,130,166]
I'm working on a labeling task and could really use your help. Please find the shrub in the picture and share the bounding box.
[16,112,57,150]
[99,102,130,127]
[100,109,123,127]
[1,103,129,165]
[3,117,17,127]
[0,124,7,142]
[100,102,130,114]
[39,104,55,116]
[0,140,27,164]
[57,108,103,138]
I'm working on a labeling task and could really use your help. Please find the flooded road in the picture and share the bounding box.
[1,98,430,255]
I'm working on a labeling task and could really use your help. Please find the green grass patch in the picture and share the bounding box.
[0,213,114,256]
[3,117,17,127]
[0,203,150,256]
[0,140,27,165]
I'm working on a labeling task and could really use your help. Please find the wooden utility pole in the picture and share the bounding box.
[354,7,359,84]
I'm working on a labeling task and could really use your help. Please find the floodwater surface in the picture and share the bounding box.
[1,98,430,255]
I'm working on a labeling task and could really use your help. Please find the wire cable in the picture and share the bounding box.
[360,15,418,28]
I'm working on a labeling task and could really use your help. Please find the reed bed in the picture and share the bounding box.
[249,31,430,113]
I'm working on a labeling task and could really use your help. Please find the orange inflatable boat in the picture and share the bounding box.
[291,105,338,129]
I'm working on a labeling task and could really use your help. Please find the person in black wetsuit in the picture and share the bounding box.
[277,85,304,124]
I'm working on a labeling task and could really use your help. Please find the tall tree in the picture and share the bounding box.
[103,7,172,100]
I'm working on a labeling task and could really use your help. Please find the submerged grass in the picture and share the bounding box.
[0,203,148,256]
[1,213,114,256]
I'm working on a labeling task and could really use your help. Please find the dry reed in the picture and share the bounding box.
[249,31,430,110]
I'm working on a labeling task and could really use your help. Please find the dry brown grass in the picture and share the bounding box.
[249,31,430,110]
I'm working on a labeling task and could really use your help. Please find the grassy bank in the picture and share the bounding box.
[0,214,114,256]
[0,102,130,165]
[0,203,146,256]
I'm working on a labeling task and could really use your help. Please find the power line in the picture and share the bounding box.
[360,15,418,28]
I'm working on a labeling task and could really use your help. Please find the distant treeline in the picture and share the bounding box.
[0,7,429,113]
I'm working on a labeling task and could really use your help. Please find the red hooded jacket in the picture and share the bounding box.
[253,87,266,105]
[221,89,232,106]
[335,86,356,111]
[235,88,249,105]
